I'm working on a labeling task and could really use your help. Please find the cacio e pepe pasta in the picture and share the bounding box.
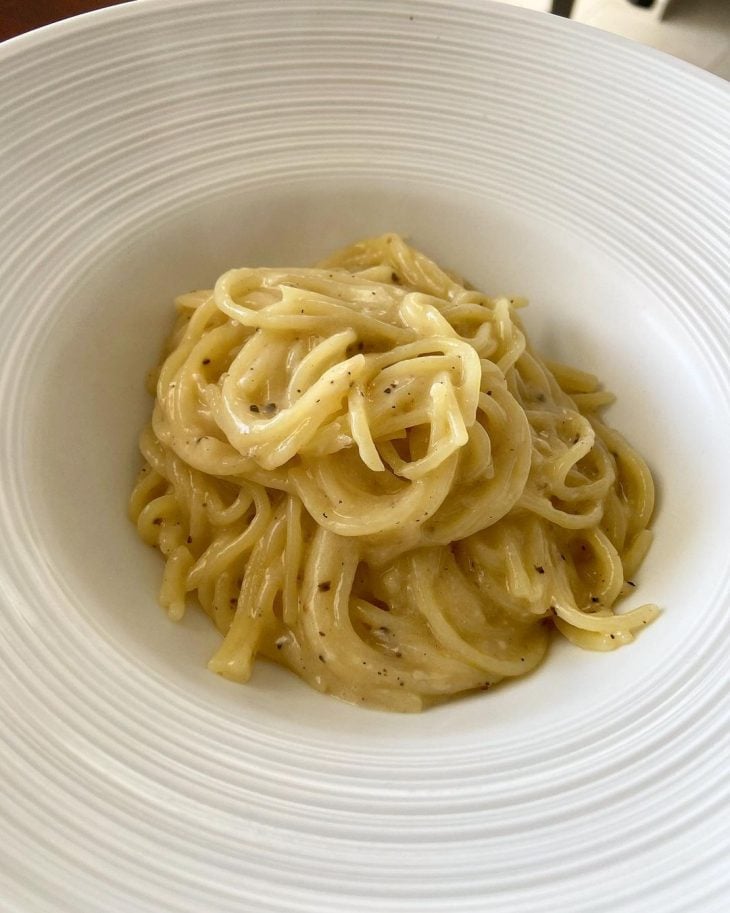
[130,235,658,711]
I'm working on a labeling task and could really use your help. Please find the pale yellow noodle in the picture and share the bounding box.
[129,234,659,711]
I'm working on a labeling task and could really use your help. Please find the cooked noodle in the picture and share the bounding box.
[129,234,659,711]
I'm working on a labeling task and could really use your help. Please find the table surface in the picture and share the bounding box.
[1,0,132,42]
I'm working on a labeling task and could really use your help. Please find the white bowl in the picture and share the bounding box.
[1,2,728,911]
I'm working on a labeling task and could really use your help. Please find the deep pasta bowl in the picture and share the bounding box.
[0,2,728,911]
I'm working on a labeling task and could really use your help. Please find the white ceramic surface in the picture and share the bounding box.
[0,2,728,911]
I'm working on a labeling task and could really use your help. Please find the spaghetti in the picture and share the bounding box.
[129,234,658,711]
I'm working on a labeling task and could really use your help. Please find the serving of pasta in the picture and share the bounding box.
[129,234,658,711]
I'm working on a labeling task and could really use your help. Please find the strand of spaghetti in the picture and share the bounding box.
[207,501,288,681]
[160,546,194,621]
[291,450,459,538]
[207,353,368,469]
[185,483,271,590]
[299,529,492,700]
[555,602,660,634]
[283,494,304,627]
[408,549,547,676]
